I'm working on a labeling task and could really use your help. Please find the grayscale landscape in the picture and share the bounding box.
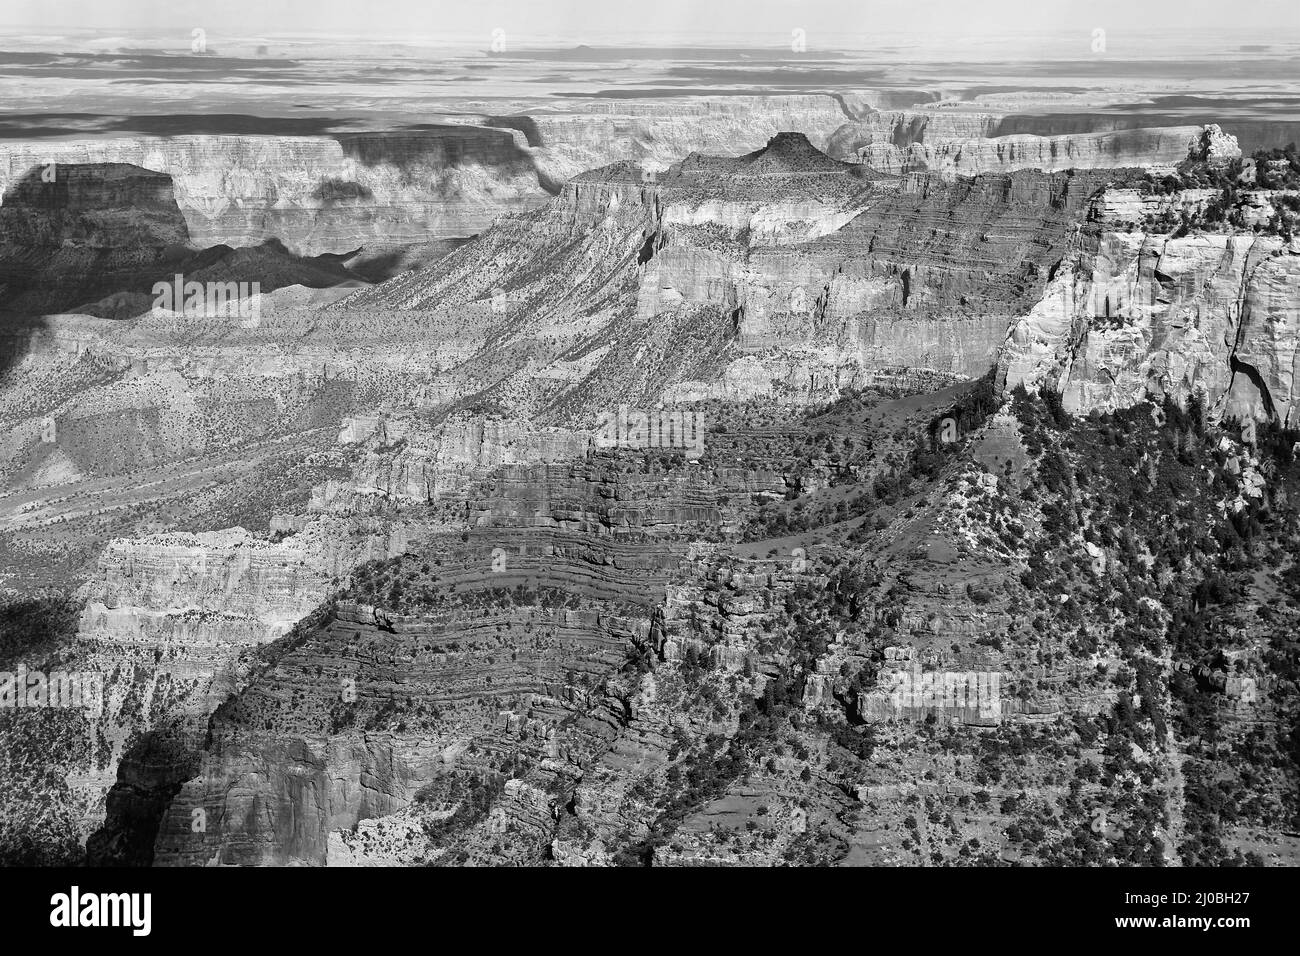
[0,0,1298,869]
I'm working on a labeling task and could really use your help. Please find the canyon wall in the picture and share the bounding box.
[999,189,1300,426]
[0,96,853,264]
[522,94,854,184]
[0,131,545,261]
[852,127,1203,180]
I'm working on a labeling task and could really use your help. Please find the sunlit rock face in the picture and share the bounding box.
[998,184,1300,426]
[850,127,1205,180]
[828,112,1243,182]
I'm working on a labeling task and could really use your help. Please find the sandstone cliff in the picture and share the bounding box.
[999,185,1300,427]
[852,127,1204,180]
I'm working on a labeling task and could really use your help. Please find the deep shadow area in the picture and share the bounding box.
[484,114,544,148]
[332,126,534,171]
[0,311,43,385]
[0,161,370,317]
[84,723,203,867]
[343,238,472,282]
[0,592,82,669]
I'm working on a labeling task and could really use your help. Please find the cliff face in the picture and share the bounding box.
[71,530,337,828]
[998,187,1300,426]
[852,127,1204,180]
[0,163,190,314]
[150,583,654,865]
[0,163,188,249]
[0,97,852,266]
[524,95,853,185]
[825,108,1246,182]
[0,132,547,262]
[141,413,789,864]
[825,110,1004,156]
[0,160,367,316]
[342,136,1118,410]
[652,162,1120,400]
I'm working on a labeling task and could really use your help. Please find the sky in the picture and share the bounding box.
[1,0,1297,44]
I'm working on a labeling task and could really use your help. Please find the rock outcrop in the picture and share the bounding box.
[999,184,1300,426]
[850,127,1204,180]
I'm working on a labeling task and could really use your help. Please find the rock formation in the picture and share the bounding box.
[1,130,1296,869]
[998,180,1300,427]
[850,127,1205,180]
[0,96,852,272]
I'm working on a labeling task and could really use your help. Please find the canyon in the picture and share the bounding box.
[0,95,1238,281]
[0,109,1297,868]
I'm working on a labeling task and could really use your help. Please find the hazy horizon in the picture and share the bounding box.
[1,0,1298,47]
